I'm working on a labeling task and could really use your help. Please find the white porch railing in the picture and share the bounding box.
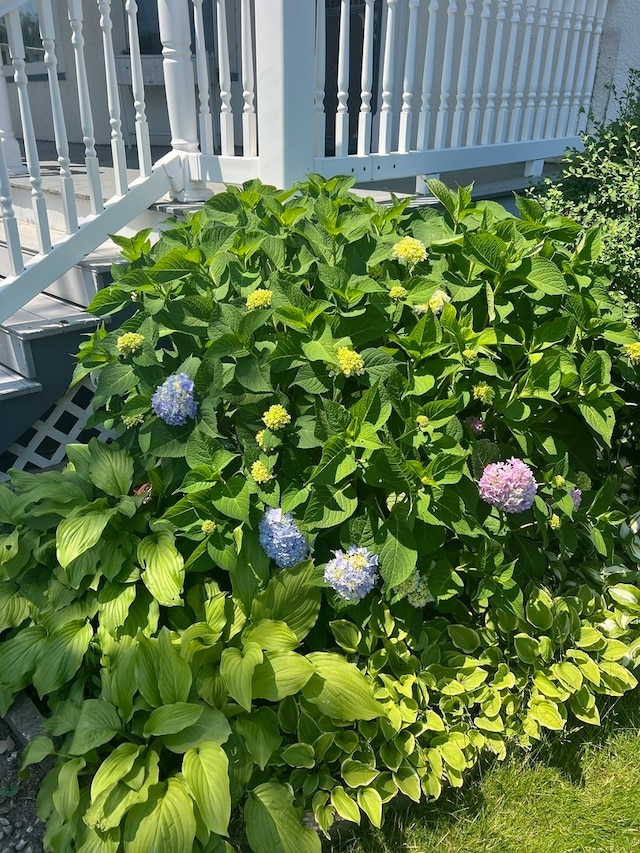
[0,0,609,323]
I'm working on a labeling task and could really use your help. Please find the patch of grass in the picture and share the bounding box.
[338,697,640,853]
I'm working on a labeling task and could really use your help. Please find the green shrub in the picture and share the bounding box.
[531,68,640,312]
[3,176,640,853]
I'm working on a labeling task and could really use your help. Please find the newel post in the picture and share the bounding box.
[254,0,316,188]
[157,0,209,200]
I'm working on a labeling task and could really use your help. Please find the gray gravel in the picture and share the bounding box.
[0,717,43,853]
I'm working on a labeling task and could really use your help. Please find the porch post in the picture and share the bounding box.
[254,0,315,188]
[157,0,210,201]
[0,64,25,176]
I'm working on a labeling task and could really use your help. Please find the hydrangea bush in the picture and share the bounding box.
[2,176,640,852]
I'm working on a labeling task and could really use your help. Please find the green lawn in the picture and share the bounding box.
[337,697,640,853]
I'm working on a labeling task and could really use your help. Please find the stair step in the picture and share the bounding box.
[0,364,41,400]
[0,293,101,379]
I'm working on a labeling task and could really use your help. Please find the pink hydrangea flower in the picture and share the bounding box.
[570,488,582,510]
[478,457,537,513]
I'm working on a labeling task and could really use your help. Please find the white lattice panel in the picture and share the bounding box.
[0,378,114,477]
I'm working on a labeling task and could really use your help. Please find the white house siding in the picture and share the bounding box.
[590,0,640,124]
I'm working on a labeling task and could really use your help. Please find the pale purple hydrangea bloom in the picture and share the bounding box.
[478,457,537,514]
[466,415,485,435]
[151,372,198,426]
[324,546,379,602]
[570,488,582,510]
[258,508,308,569]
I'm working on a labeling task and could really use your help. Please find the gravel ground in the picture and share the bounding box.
[0,718,44,853]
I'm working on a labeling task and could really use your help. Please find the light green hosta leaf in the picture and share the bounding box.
[303,653,384,721]
[526,587,554,630]
[85,750,160,832]
[341,759,378,788]
[162,704,231,753]
[252,651,315,701]
[608,583,640,612]
[123,778,196,853]
[77,825,121,853]
[91,744,142,802]
[0,625,46,691]
[551,661,583,692]
[330,786,361,824]
[357,788,382,828]
[138,532,185,607]
[447,625,481,653]
[529,698,566,730]
[88,439,134,497]
[245,782,321,853]
[19,736,55,778]
[513,633,540,665]
[57,506,115,568]
[438,741,466,772]
[142,702,204,737]
[52,756,85,821]
[0,582,29,633]
[33,619,93,697]
[157,628,192,704]
[281,743,315,769]
[243,619,300,652]
[69,700,122,754]
[251,561,321,640]
[182,742,231,836]
[220,641,263,711]
[236,708,282,770]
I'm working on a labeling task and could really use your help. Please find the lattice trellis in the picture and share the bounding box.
[0,379,114,477]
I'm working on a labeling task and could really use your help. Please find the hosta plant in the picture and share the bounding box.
[2,176,640,853]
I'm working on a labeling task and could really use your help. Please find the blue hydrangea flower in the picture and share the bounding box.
[324,546,379,602]
[258,508,308,569]
[151,373,198,426]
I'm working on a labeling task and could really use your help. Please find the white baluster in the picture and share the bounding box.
[508,1,536,141]
[557,0,586,137]
[67,0,103,214]
[5,8,51,254]
[495,1,521,143]
[466,0,491,146]
[36,0,77,233]
[521,0,551,142]
[335,0,350,156]
[398,0,421,153]
[0,139,23,276]
[314,0,326,156]
[545,0,575,138]
[533,0,561,139]
[240,0,257,157]
[192,0,214,155]
[215,0,235,156]
[0,65,25,176]
[578,0,607,132]
[125,0,152,174]
[434,0,457,149]
[378,0,398,155]
[450,0,475,148]
[417,0,439,150]
[357,0,375,156]
[97,0,129,196]
[568,0,596,134]
[481,0,507,144]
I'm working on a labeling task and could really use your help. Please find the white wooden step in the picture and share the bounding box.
[0,293,101,379]
[0,363,41,399]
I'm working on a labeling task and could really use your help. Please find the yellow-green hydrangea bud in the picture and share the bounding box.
[389,285,408,300]
[369,264,383,279]
[122,413,144,429]
[472,382,495,404]
[391,236,428,266]
[575,472,592,491]
[246,289,272,310]
[624,342,640,364]
[428,289,451,315]
[462,348,478,363]
[262,404,291,430]
[251,461,273,484]
[416,415,430,432]
[549,513,562,530]
[116,332,145,356]
[551,475,566,488]
[336,347,365,378]
[256,430,268,451]
[201,520,217,536]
